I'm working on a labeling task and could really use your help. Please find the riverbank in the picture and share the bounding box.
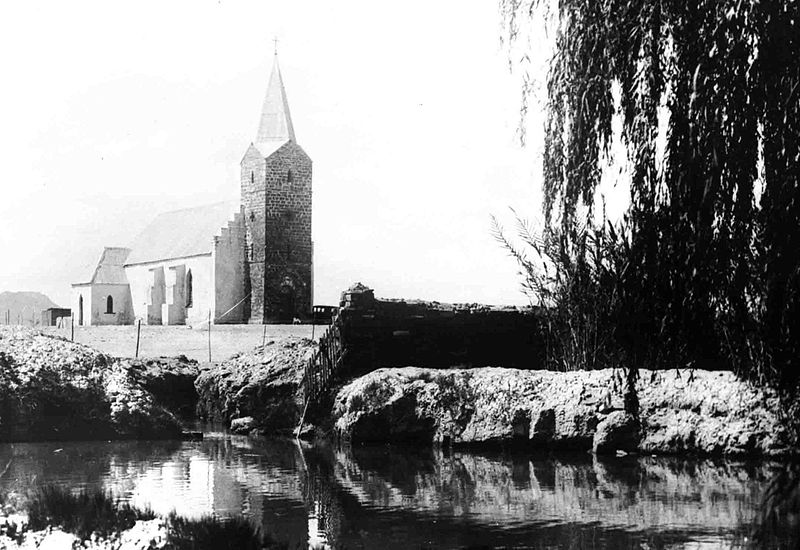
[2,324,794,457]
[195,337,315,436]
[0,327,193,441]
[333,366,792,456]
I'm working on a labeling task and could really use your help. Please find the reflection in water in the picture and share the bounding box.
[0,433,788,548]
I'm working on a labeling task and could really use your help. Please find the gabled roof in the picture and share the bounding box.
[255,53,296,146]
[253,139,289,159]
[73,247,131,286]
[124,201,238,266]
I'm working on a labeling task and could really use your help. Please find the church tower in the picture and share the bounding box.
[241,51,313,323]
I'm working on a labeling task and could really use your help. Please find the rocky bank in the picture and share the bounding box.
[0,327,188,441]
[333,367,791,456]
[195,337,315,436]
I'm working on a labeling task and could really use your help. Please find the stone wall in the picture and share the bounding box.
[241,141,313,323]
[336,286,546,374]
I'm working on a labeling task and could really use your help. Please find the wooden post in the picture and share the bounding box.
[262,320,267,348]
[135,319,142,358]
[71,316,74,342]
[207,310,212,363]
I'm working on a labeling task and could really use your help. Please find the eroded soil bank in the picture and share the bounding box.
[333,367,791,456]
[0,327,196,441]
[194,337,315,437]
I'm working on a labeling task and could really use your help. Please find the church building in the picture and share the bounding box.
[71,53,313,326]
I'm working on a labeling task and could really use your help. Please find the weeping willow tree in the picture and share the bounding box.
[500,0,799,386]
[499,1,799,542]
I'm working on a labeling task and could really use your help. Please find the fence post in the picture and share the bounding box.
[207,310,212,362]
[71,316,74,342]
[135,319,142,358]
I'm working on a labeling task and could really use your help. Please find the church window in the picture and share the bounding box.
[106,296,114,314]
[249,211,255,222]
[287,169,294,187]
[185,270,193,308]
[250,171,254,184]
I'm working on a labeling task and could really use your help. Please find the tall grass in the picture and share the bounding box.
[26,485,155,540]
[492,212,641,413]
[14,486,285,549]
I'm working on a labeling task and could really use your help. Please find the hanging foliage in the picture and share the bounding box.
[499,0,800,391]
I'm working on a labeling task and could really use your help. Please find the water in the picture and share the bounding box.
[0,430,784,548]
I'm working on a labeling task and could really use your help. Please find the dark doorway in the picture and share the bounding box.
[185,269,193,308]
[278,284,296,322]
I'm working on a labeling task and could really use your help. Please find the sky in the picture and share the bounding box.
[0,0,559,308]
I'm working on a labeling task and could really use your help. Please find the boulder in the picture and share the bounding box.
[593,411,639,454]
[195,337,315,436]
[230,416,256,434]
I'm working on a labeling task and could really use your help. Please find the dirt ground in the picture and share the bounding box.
[41,324,321,362]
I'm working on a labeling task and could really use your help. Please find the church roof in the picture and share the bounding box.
[255,53,296,147]
[124,201,238,266]
[73,247,131,286]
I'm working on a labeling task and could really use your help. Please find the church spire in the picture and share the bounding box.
[255,49,296,144]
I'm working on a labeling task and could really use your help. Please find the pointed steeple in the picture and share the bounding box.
[255,51,296,144]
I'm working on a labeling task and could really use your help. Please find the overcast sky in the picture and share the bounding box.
[0,0,557,308]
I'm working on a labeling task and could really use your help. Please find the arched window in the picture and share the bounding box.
[185,269,193,308]
[250,171,254,184]
[287,169,294,186]
[106,295,114,314]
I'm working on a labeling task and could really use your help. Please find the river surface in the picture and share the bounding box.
[0,430,785,549]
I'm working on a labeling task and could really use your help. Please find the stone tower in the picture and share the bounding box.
[241,52,313,323]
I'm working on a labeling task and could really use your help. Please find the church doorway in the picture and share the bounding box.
[278,283,296,322]
[78,295,84,326]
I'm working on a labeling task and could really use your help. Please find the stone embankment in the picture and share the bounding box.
[195,337,315,436]
[0,327,189,441]
[333,367,791,456]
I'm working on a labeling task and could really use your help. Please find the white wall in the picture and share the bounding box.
[91,284,133,325]
[72,284,91,326]
[213,213,247,324]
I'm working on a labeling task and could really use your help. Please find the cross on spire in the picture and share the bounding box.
[273,37,279,56]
